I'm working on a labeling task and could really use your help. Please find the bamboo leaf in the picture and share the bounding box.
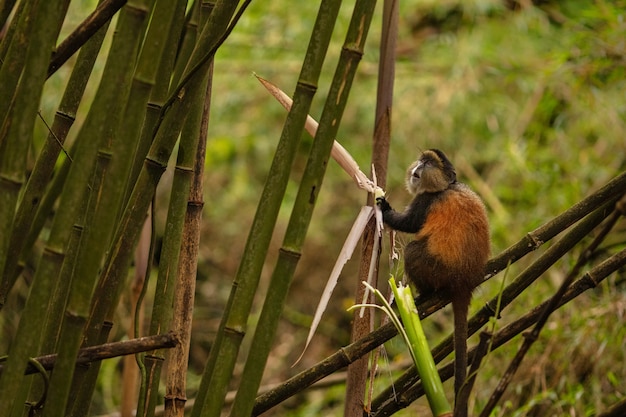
[295,206,374,364]
[256,75,381,194]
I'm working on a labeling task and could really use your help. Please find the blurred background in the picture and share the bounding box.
[12,0,626,415]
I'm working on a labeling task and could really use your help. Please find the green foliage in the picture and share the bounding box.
[1,0,624,415]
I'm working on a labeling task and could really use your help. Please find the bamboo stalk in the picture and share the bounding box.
[0,1,108,303]
[0,0,71,412]
[0,332,180,376]
[47,0,128,77]
[0,0,37,126]
[40,1,154,415]
[345,1,398,413]
[163,58,212,417]
[229,1,378,415]
[138,17,209,417]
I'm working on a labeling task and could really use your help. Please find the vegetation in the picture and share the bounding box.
[0,0,624,416]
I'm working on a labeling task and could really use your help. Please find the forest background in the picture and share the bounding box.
[0,0,625,416]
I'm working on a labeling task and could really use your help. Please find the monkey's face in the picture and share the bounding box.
[405,149,456,195]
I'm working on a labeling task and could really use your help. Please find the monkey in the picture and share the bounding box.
[376,149,490,411]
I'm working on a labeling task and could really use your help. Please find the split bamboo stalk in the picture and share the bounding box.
[257,76,377,194]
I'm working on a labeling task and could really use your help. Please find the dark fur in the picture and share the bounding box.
[377,149,490,415]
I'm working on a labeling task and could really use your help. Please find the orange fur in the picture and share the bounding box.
[416,185,490,278]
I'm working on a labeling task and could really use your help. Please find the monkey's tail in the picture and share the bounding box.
[451,293,471,417]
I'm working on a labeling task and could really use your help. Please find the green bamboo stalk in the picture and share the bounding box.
[0,1,71,413]
[228,1,378,416]
[189,2,347,416]
[0,0,38,128]
[170,0,203,91]
[0,0,109,305]
[68,3,238,413]
[0,0,61,295]
[0,0,26,68]
[391,278,452,416]
[126,0,191,202]
[67,321,114,417]
[16,1,154,414]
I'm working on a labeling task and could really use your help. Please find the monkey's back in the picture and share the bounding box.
[404,183,490,296]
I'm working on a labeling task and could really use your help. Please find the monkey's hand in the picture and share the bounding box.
[375,195,391,212]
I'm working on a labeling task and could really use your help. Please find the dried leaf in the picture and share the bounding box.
[294,206,375,364]
[256,74,381,194]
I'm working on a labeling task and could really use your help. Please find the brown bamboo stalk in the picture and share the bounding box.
[344,1,398,414]
[163,62,212,417]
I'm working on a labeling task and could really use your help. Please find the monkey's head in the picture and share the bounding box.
[406,149,456,195]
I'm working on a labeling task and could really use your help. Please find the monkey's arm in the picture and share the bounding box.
[376,196,427,234]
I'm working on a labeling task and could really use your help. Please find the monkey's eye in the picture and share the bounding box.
[418,158,434,169]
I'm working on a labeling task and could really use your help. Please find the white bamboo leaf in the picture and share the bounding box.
[294,206,374,364]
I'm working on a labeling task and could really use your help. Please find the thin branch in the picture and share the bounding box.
[48,0,128,77]
[0,332,180,376]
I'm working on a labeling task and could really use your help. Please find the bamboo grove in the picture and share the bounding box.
[1,1,625,416]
